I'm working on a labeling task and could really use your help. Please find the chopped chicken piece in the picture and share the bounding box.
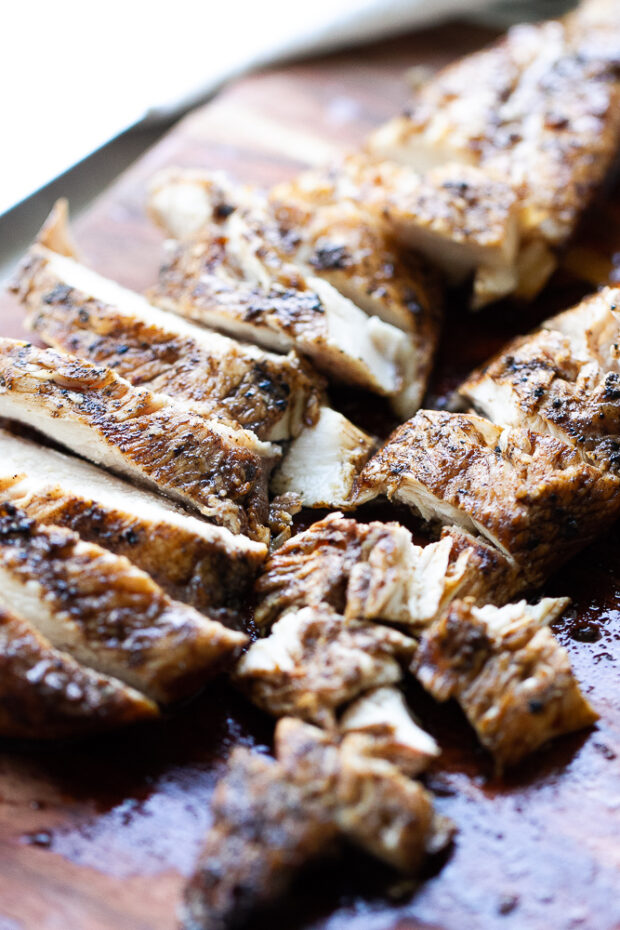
[148,171,435,416]
[272,156,520,299]
[270,407,374,509]
[340,686,439,775]
[0,428,266,621]
[0,339,277,543]
[461,287,620,473]
[0,606,158,739]
[255,512,522,631]
[368,0,620,305]
[275,719,453,871]
[12,208,323,441]
[355,410,620,588]
[182,745,338,930]
[413,597,598,768]
[0,503,247,703]
[182,718,452,929]
[235,606,415,726]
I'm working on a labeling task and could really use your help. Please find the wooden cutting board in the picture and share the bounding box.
[1,21,620,930]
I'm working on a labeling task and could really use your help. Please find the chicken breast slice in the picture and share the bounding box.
[368,0,620,305]
[413,597,598,769]
[355,410,620,588]
[0,503,247,703]
[0,606,158,739]
[235,606,415,727]
[12,205,323,442]
[255,512,522,630]
[0,428,266,620]
[270,407,374,509]
[272,156,520,303]
[182,718,452,929]
[461,287,620,473]
[148,171,433,415]
[0,339,277,543]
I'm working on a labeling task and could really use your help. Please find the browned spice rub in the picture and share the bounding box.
[0,606,158,739]
[0,339,277,542]
[0,503,247,704]
[356,410,620,588]
[182,717,452,930]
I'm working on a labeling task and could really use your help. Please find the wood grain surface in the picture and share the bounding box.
[1,21,620,930]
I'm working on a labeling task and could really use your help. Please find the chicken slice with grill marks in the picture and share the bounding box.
[270,407,375,509]
[0,428,266,622]
[460,287,620,473]
[271,156,521,307]
[234,606,416,727]
[413,597,598,769]
[368,0,620,306]
[12,202,323,442]
[0,340,277,543]
[0,503,247,704]
[355,410,620,589]
[148,171,433,416]
[255,512,522,631]
[182,718,453,930]
[0,606,158,739]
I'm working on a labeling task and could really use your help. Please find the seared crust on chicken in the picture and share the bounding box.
[12,236,322,442]
[272,156,520,300]
[274,719,453,871]
[235,606,416,726]
[182,718,452,930]
[413,598,598,768]
[270,407,375,509]
[0,504,247,703]
[181,744,338,930]
[0,606,158,739]
[369,0,620,304]
[0,339,277,542]
[0,429,266,622]
[148,170,437,415]
[254,512,523,633]
[461,287,620,473]
[355,410,620,587]
[255,512,521,630]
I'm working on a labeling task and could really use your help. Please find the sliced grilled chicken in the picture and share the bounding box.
[0,503,247,703]
[149,171,436,415]
[255,512,521,630]
[339,686,439,776]
[235,606,415,727]
[0,606,158,739]
[12,209,322,442]
[272,156,520,305]
[151,168,440,332]
[0,340,277,542]
[182,718,452,930]
[413,597,598,769]
[270,407,374,509]
[369,0,620,305]
[0,429,266,620]
[461,287,620,473]
[355,410,620,588]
